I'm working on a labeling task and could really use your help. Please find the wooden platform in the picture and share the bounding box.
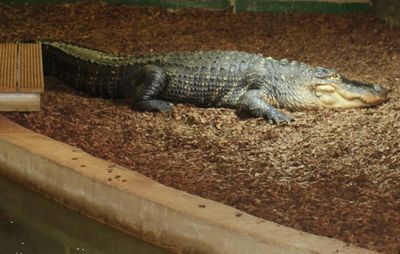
[0,43,44,111]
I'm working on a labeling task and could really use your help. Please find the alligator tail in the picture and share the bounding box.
[30,40,137,99]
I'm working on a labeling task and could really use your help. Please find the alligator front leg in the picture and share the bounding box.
[237,90,293,124]
[131,65,174,112]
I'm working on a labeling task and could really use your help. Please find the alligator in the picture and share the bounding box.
[38,41,388,124]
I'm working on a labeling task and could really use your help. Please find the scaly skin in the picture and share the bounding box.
[39,41,389,124]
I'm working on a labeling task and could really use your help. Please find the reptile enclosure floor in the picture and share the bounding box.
[1,2,399,253]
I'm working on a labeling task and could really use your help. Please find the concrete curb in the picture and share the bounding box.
[1,0,372,13]
[0,116,376,254]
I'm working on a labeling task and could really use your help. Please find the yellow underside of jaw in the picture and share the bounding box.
[316,92,370,108]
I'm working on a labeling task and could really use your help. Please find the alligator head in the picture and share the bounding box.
[309,67,388,108]
[270,62,389,110]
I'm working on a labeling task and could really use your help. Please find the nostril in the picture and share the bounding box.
[373,84,388,95]
[373,84,382,91]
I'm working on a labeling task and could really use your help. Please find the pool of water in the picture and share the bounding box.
[0,174,170,254]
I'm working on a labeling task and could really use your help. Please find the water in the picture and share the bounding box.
[0,175,170,254]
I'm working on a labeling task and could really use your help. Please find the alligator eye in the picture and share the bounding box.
[331,74,340,79]
[314,67,331,79]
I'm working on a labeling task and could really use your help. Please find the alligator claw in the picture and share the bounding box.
[133,100,174,112]
[266,112,294,125]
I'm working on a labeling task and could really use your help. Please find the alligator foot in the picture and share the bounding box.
[237,90,294,124]
[134,100,174,112]
[131,64,171,112]
[264,109,293,125]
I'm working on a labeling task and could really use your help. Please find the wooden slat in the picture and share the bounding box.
[18,43,44,93]
[0,44,18,92]
[0,43,44,93]
[0,43,43,111]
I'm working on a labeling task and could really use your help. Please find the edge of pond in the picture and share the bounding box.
[0,116,376,254]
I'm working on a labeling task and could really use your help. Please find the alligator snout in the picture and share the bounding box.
[362,83,389,106]
[373,84,388,97]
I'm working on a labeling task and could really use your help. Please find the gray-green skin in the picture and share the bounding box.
[40,41,388,124]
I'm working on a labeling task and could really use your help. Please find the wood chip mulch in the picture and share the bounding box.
[1,2,400,253]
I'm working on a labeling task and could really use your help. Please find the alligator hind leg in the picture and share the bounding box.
[131,65,174,112]
[237,90,293,124]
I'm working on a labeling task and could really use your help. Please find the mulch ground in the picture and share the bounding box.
[1,2,400,253]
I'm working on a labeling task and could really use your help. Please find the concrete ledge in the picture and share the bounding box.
[0,116,376,254]
[0,93,40,111]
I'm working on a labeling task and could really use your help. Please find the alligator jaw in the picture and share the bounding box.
[336,81,389,108]
[313,79,389,109]
[354,92,390,107]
